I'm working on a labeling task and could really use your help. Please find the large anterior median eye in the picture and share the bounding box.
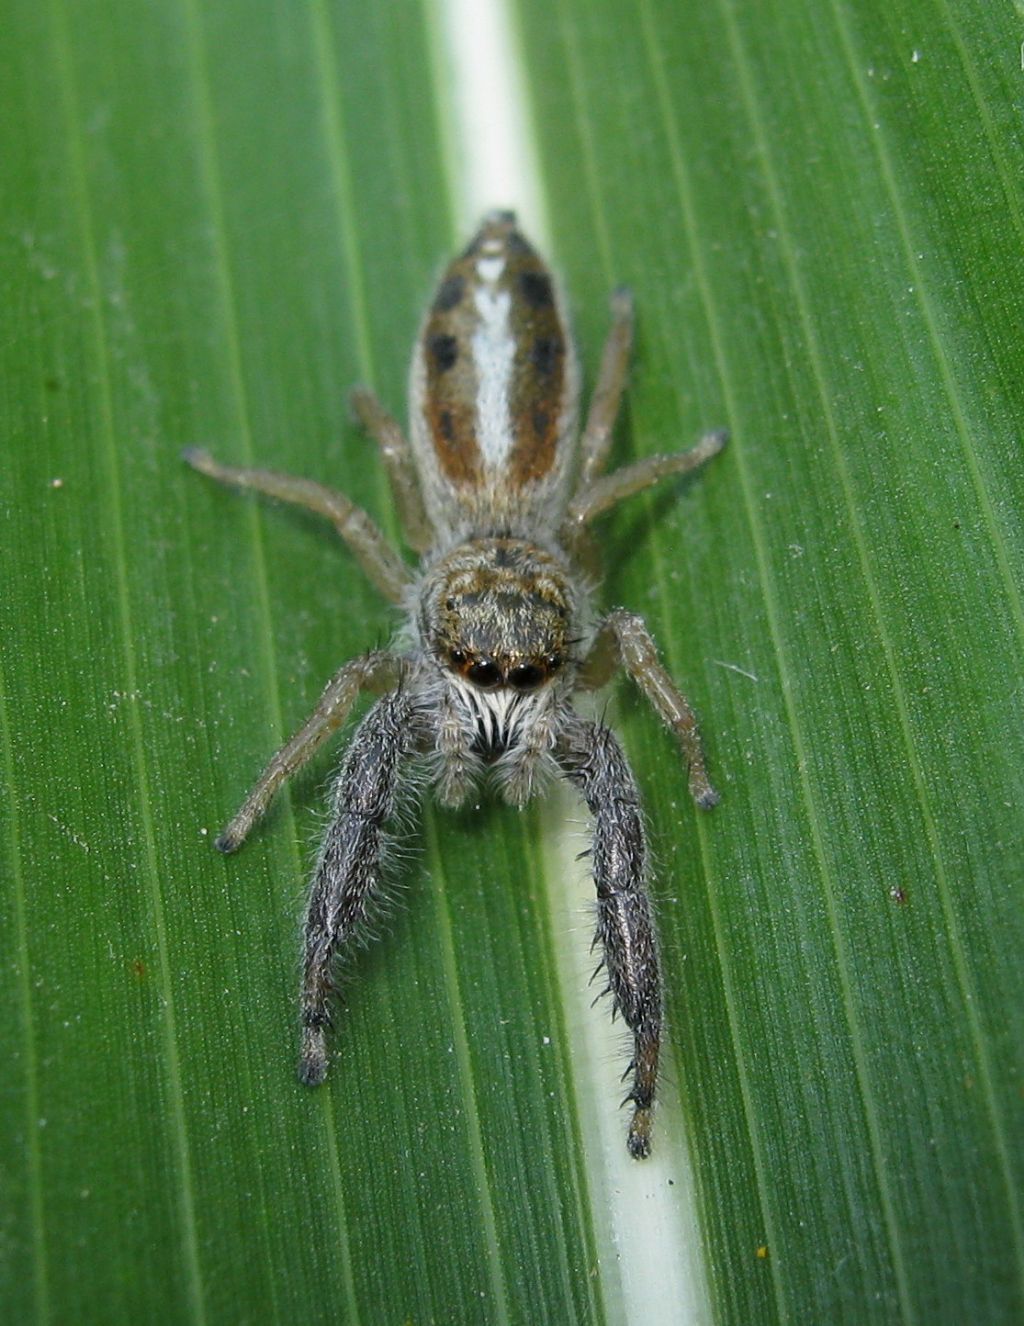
[467,658,502,690]
[508,661,544,691]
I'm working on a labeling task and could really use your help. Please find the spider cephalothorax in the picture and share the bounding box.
[426,538,573,686]
[414,538,577,806]
[186,210,726,1158]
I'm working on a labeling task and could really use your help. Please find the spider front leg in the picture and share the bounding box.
[300,689,424,1084]
[216,651,403,852]
[578,610,719,809]
[558,715,662,1158]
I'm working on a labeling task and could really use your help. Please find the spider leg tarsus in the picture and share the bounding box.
[694,782,721,811]
[298,1028,328,1086]
[627,1111,653,1160]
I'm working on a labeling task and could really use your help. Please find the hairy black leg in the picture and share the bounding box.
[558,714,662,1159]
[299,689,423,1085]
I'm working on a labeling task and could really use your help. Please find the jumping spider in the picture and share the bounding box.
[185,211,726,1158]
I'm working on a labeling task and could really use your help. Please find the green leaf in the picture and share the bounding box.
[2,0,1021,1323]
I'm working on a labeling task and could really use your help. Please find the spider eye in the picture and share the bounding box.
[543,653,563,674]
[508,661,545,691]
[449,647,467,667]
[467,658,502,689]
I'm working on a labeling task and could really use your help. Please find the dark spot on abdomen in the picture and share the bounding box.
[520,271,554,307]
[429,333,459,372]
[531,336,560,375]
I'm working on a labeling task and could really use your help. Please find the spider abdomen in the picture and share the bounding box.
[409,211,581,537]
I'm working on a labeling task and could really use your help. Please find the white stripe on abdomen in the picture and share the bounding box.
[471,260,516,472]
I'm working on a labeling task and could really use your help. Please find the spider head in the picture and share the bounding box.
[423,537,574,699]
